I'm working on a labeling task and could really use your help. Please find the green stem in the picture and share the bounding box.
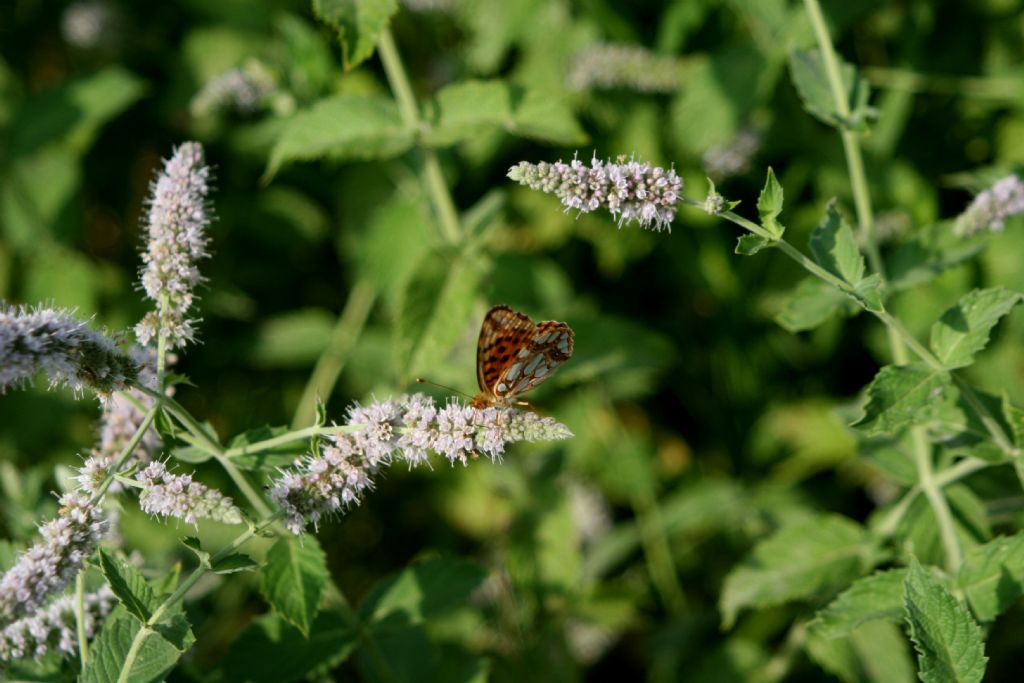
[116,514,282,683]
[377,28,462,244]
[76,571,89,665]
[632,491,687,614]
[91,406,160,502]
[876,457,992,538]
[223,425,356,459]
[292,279,377,428]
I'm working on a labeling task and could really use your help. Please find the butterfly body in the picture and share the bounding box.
[470,305,574,409]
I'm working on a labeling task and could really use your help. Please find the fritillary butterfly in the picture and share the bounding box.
[469,305,574,409]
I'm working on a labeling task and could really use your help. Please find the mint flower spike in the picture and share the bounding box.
[0,305,137,397]
[135,461,243,526]
[0,585,115,662]
[269,393,573,534]
[567,43,683,94]
[955,174,1024,236]
[190,60,276,118]
[136,141,213,349]
[0,493,106,627]
[508,154,683,232]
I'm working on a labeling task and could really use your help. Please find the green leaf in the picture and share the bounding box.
[805,620,916,683]
[813,569,908,638]
[756,167,784,238]
[311,0,398,70]
[81,609,188,683]
[219,611,357,683]
[265,94,413,177]
[904,559,987,683]
[170,445,213,464]
[260,536,328,636]
[853,273,885,312]
[720,514,879,628]
[1002,393,1024,449]
[809,200,865,284]
[8,66,146,158]
[735,233,770,255]
[98,549,158,623]
[789,48,870,130]
[212,552,259,575]
[250,308,335,368]
[229,425,309,470]
[928,288,1021,369]
[853,364,952,436]
[360,558,487,627]
[424,80,585,147]
[773,277,848,332]
[359,191,433,303]
[957,533,1024,621]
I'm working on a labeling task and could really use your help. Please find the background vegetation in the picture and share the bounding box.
[4,0,1024,680]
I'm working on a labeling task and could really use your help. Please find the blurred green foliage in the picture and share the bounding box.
[5,0,1024,680]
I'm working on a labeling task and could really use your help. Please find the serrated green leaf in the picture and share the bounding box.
[735,233,770,255]
[853,364,952,436]
[929,288,1021,369]
[806,619,916,683]
[756,167,784,238]
[98,549,158,623]
[904,559,987,683]
[219,611,357,683]
[814,569,908,638]
[260,536,328,636]
[789,48,869,129]
[312,0,398,70]
[773,277,848,332]
[266,94,413,177]
[82,610,187,683]
[853,273,884,312]
[810,200,865,284]
[360,558,487,627]
[720,514,879,628]
[957,533,1024,621]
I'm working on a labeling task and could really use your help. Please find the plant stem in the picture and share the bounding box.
[76,571,89,665]
[377,28,462,244]
[801,0,964,570]
[223,424,356,459]
[292,279,376,429]
[876,457,993,538]
[115,513,282,683]
[91,406,160,502]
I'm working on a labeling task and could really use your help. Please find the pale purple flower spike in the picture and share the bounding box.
[136,461,243,526]
[955,175,1024,236]
[509,154,683,232]
[0,493,107,627]
[0,585,115,662]
[136,141,212,348]
[270,394,573,533]
[0,305,136,396]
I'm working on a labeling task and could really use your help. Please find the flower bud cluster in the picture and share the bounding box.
[270,394,573,533]
[0,306,136,397]
[190,61,276,118]
[509,154,683,232]
[567,43,684,93]
[136,141,212,348]
[0,585,115,662]
[955,175,1024,236]
[136,461,243,526]
[0,494,106,626]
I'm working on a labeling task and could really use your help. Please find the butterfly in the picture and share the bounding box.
[469,305,574,409]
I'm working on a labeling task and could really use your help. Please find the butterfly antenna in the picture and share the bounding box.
[415,378,473,400]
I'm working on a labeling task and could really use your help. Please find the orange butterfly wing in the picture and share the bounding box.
[472,305,574,408]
